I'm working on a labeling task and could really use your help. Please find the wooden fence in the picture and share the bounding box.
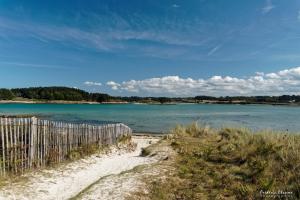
[0,117,132,176]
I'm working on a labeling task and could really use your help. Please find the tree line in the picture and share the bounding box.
[194,95,300,103]
[0,87,300,104]
[0,87,114,102]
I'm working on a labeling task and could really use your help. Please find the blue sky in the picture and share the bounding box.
[1,0,300,96]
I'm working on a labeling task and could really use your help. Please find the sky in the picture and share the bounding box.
[1,0,300,96]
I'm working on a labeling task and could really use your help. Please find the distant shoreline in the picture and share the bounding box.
[1,87,300,106]
[1,99,300,106]
[0,100,129,104]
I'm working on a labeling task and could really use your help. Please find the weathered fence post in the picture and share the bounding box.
[1,118,5,176]
[30,117,37,168]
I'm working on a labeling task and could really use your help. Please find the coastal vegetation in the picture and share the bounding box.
[195,95,300,104]
[10,87,114,102]
[0,89,15,100]
[1,86,300,105]
[135,124,300,199]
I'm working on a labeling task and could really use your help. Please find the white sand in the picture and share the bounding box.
[0,136,160,200]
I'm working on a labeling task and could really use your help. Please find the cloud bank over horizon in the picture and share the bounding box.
[106,66,300,97]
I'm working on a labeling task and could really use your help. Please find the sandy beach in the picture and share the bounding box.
[0,136,161,200]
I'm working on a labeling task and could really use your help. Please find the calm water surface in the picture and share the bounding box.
[0,103,299,133]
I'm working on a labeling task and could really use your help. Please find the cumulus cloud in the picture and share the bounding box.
[84,81,102,86]
[262,0,275,14]
[106,81,121,90]
[106,66,300,96]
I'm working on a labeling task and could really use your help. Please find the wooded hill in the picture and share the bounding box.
[0,87,113,102]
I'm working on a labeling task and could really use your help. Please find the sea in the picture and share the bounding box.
[0,103,299,133]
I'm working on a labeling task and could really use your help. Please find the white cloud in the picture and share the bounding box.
[0,61,71,69]
[255,72,264,76]
[172,4,180,8]
[0,15,204,53]
[106,81,121,90]
[262,0,275,14]
[106,66,300,96]
[84,81,102,86]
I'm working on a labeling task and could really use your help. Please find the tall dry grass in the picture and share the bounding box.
[141,123,300,199]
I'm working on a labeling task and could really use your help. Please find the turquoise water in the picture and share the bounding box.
[0,103,299,133]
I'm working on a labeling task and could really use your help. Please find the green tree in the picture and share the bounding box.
[157,97,171,104]
[0,89,15,100]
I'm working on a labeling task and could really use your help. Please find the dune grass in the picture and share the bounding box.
[139,123,300,199]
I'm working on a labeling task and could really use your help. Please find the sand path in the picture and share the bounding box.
[0,136,160,200]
